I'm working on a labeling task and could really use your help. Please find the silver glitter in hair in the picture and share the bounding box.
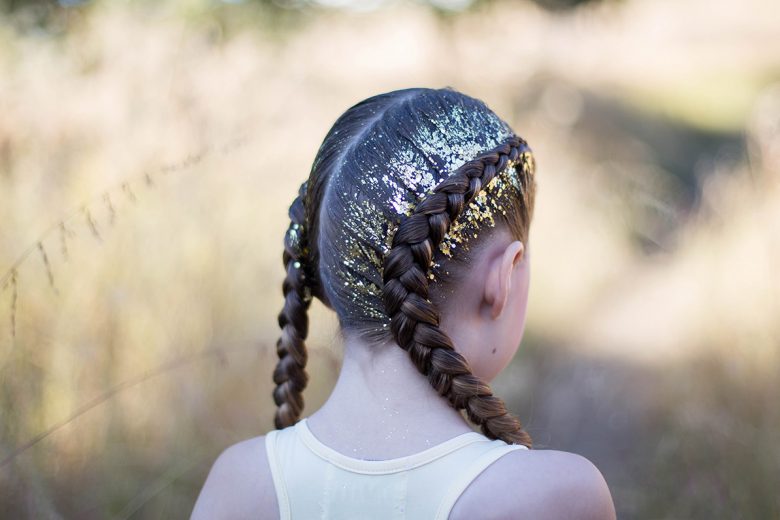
[320,98,534,331]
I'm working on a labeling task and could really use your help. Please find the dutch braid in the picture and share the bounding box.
[272,181,313,429]
[382,135,534,447]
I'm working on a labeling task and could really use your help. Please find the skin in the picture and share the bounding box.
[191,228,617,519]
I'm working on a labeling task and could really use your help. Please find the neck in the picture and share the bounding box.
[305,331,475,458]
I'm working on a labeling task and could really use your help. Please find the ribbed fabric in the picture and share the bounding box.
[265,418,528,519]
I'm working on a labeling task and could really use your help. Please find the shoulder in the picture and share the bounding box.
[450,448,616,520]
[190,434,279,520]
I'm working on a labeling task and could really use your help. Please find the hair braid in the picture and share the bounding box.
[382,136,534,448]
[272,181,313,429]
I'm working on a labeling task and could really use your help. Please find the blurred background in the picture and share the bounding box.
[0,0,778,517]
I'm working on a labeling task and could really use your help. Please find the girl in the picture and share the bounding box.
[192,87,616,519]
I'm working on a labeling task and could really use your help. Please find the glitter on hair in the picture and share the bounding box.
[315,88,536,334]
[272,87,539,444]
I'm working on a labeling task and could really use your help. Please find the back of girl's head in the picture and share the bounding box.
[273,87,537,446]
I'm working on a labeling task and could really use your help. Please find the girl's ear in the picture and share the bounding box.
[484,241,525,320]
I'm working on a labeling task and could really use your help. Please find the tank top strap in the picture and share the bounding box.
[433,442,529,520]
[264,428,292,519]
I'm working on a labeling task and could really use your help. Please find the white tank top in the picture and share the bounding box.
[264,417,529,519]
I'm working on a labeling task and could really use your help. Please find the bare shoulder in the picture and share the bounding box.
[190,435,279,520]
[450,448,616,520]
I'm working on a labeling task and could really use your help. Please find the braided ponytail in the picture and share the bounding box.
[272,181,313,429]
[382,136,534,447]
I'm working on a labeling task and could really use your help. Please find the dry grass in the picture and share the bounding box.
[0,0,778,517]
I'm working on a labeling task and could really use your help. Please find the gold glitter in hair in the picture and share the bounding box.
[323,100,533,329]
[437,158,524,261]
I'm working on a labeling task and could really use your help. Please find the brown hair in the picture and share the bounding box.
[272,87,537,447]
